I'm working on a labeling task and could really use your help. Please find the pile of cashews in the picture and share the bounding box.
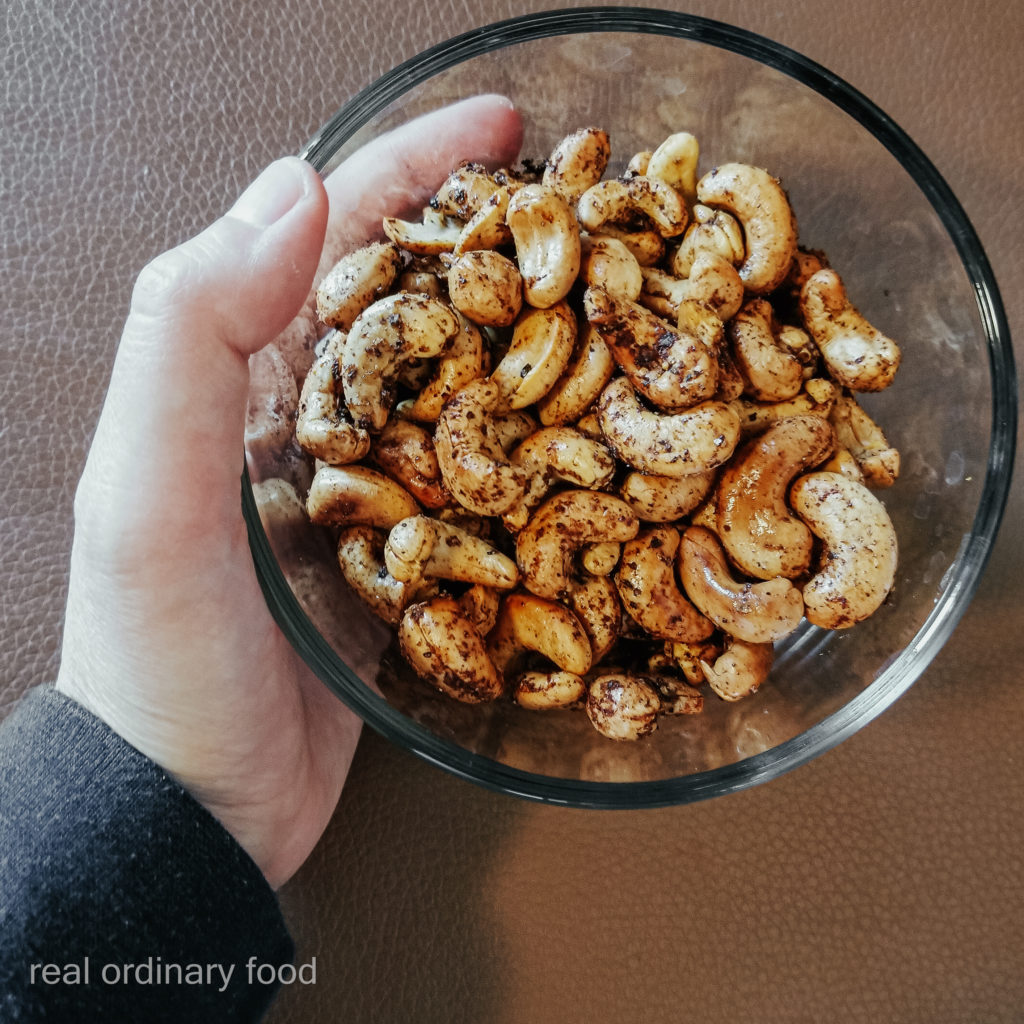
[296,126,902,742]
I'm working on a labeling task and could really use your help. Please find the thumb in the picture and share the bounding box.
[76,157,328,552]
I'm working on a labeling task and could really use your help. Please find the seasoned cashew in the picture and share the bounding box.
[336,525,424,625]
[487,592,593,680]
[700,639,774,702]
[790,471,898,629]
[504,426,617,531]
[454,183,518,254]
[667,638,724,686]
[506,184,581,308]
[341,293,459,431]
[489,410,540,453]
[728,298,804,402]
[584,287,720,412]
[579,235,644,301]
[716,414,836,579]
[431,162,500,220]
[820,444,866,483]
[678,526,804,644]
[697,163,798,294]
[295,334,372,466]
[619,468,716,522]
[647,672,704,715]
[828,392,900,487]
[568,573,622,663]
[625,150,652,176]
[646,131,700,207]
[490,302,576,411]
[800,268,901,391]
[670,204,745,277]
[596,376,741,478]
[616,526,714,643]
[639,252,744,323]
[457,583,501,636]
[586,674,661,740]
[399,596,503,703]
[732,377,838,438]
[371,418,448,508]
[385,514,519,590]
[543,127,611,204]
[397,269,445,298]
[316,241,402,330]
[382,211,462,255]
[516,490,639,600]
[445,249,523,327]
[514,671,586,710]
[590,225,666,267]
[536,324,616,427]
[434,378,526,516]
[402,314,485,423]
[580,541,621,576]
[577,176,688,238]
[306,464,419,528]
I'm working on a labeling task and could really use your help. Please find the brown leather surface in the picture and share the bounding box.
[3,0,1022,1021]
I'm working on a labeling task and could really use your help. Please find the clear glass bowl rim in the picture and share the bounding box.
[243,5,1018,807]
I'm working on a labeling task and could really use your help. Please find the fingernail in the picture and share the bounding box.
[228,157,310,228]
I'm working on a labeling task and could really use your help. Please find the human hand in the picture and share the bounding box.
[56,95,523,889]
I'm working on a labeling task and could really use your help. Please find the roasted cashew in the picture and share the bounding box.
[577,176,688,238]
[799,268,901,391]
[398,596,503,703]
[454,184,518,254]
[513,671,586,710]
[666,638,724,686]
[568,573,622,664]
[445,248,523,327]
[728,297,804,402]
[371,418,448,508]
[639,252,743,323]
[434,378,526,516]
[586,674,661,740]
[578,235,644,301]
[646,671,705,715]
[828,392,900,487]
[430,162,500,220]
[295,334,372,466]
[305,464,419,528]
[678,526,804,644]
[696,163,798,294]
[580,541,621,576]
[645,131,700,207]
[625,150,652,176]
[615,526,714,643]
[506,184,581,308]
[516,490,639,601]
[716,414,836,580]
[385,514,519,590]
[489,409,540,453]
[596,376,741,478]
[397,269,445,298]
[670,204,745,277]
[382,210,462,255]
[619,468,716,522]
[732,377,837,438]
[341,292,459,431]
[535,324,616,427]
[584,287,720,412]
[490,302,576,411]
[487,592,593,680]
[457,583,501,636]
[503,426,617,531]
[589,225,665,267]
[316,241,402,330]
[790,471,898,629]
[700,639,774,702]
[542,127,611,205]
[336,525,426,625]
[402,314,485,423]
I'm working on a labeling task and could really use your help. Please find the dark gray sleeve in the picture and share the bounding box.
[0,686,296,1022]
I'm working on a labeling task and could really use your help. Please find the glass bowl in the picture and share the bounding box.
[242,7,1016,805]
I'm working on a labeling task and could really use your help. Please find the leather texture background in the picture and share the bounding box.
[3,0,1022,1021]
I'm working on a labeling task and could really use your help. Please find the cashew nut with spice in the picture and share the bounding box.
[505,184,581,308]
[789,471,898,628]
